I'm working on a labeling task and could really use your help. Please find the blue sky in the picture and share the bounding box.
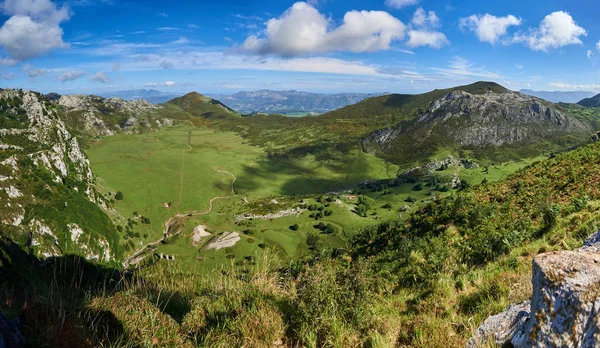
[0,0,598,95]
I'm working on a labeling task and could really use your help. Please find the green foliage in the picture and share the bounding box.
[114,191,123,200]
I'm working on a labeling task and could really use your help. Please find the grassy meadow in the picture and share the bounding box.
[86,124,404,271]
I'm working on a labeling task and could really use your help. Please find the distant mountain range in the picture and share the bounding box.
[97,89,386,115]
[208,90,386,114]
[99,89,182,104]
[519,89,596,103]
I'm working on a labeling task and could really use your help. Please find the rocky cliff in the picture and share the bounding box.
[0,89,118,262]
[468,231,600,347]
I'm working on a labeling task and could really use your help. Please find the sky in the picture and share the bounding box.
[0,0,598,95]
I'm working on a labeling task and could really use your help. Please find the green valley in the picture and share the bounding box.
[3,82,600,347]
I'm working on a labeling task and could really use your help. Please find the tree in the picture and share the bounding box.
[382,202,392,210]
[115,191,124,200]
[306,231,319,249]
[405,196,417,203]
[290,223,299,231]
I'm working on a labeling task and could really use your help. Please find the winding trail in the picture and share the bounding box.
[122,127,239,268]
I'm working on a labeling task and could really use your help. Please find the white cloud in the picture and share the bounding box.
[59,70,85,82]
[164,81,175,87]
[385,0,419,9]
[431,57,501,80]
[157,12,168,17]
[550,82,600,90]
[407,31,448,48]
[238,2,406,56]
[513,11,586,52]
[406,8,448,49]
[597,41,600,51]
[0,0,70,62]
[157,27,178,31]
[588,50,594,62]
[171,37,190,45]
[112,61,120,71]
[515,64,524,69]
[412,8,439,28]
[459,14,521,44]
[89,72,108,83]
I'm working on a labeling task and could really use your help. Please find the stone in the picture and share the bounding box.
[511,251,600,347]
[466,301,530,348]
[468,241,600,347]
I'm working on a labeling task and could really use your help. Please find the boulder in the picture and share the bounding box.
[468,231,600,347]
[511,251,600,347]
[466,301,530,348]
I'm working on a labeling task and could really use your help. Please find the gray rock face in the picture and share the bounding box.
[512,251,600,347]
[469,231,600,347]
[419,91,590,148]
[466,301,530,348]
[57,94,158,136]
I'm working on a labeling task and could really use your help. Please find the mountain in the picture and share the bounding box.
[57,94,172,136]
[321,81,509,122]
[166,92,239,119]
[578,93,600,107]
[358,84,595,164]
[0,89,119,261]
[519,89,596,103]
[209,90,385,114]
[98,89,183,104]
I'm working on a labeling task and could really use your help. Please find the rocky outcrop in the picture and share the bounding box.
[468,231,600,347]
[57,94,158,136]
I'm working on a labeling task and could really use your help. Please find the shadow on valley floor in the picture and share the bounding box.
[234,143,387,197]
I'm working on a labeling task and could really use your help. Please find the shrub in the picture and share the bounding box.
[115,191,124,200]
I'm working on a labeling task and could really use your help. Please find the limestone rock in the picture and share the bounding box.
[511,251,600,347]
[469,232,600,347]
[466,301,530,348]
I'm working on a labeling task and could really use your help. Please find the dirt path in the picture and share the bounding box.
[122,166,238,268]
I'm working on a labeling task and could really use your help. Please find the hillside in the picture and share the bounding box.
[218,82,597,167]
[166,92,239,119]
[209,90,385,114]
[320,81,508,121]
[361,88,595,165]
[0,89,119,262]
[578,93,600,107]
[520,89,595,103]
